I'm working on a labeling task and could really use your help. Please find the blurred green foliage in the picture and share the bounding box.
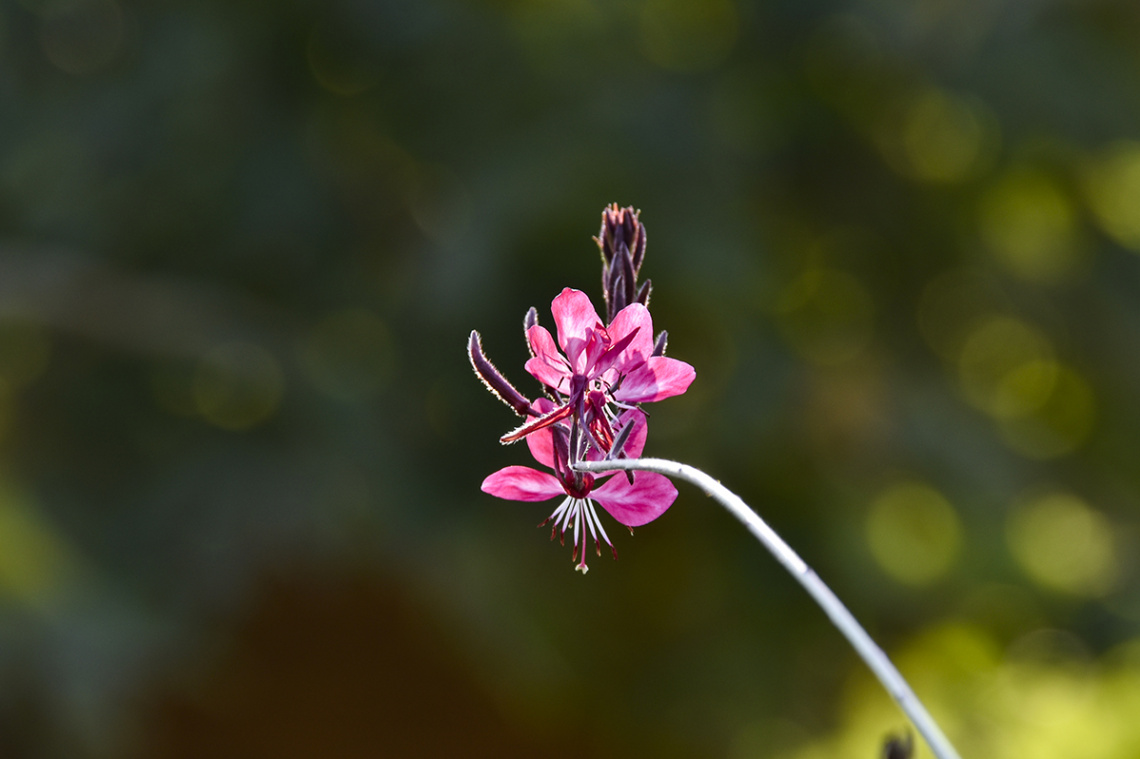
[3,0,1140,756]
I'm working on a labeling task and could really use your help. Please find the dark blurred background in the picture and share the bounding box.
[3,0,1140,756]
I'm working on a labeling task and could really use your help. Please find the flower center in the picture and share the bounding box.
[563,472,594,499]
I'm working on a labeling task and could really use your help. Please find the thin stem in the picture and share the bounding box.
[574,457,962,759]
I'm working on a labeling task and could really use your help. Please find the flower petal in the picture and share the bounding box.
[591,327,642,380]
[616,409,648,459]
[482,466,564,502]
[525,399,558,468]
[614,356,695,403]
[524,325,570,391]
[607,303,655,364]
[591,471,677,527]
[550,288,603,373]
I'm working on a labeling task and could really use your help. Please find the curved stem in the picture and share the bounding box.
[574,457,962,759]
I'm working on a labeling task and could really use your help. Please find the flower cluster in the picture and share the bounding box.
[469,206,695,573]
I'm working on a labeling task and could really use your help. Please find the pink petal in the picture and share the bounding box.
[482,466,564,502]
[525,399,557,468]
[550,288,603,373]
[591,327,643,380]
[582,328,610,375]
[591,471,677,527]
[525,357,569,393]
[524,325,570,391]
[617,409,648,458]
[607,303,655,364]
[614,356,695,403]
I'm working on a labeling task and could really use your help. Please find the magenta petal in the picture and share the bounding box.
[620,409,649,458]
[591,471,677,527]
[482,466,564,502]
[592,327,642,379]
[615,356,696,403]
[550,288,603,372]
[526,324,561,362]
[582,328,609,374]
[524,325,569,390]
[525,399,557,468]
[525,356,569,393]
[607,303,655,363]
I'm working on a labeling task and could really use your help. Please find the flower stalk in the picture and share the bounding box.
[471,203,961,757]
[573,456,963,759]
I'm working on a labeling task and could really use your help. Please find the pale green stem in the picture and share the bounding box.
[574,457,962,759]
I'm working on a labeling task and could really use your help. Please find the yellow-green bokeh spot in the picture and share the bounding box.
[0,483,76,605]
[866,481,962,586]
[193,343,285,431]
[776,622,998,759]
[637,0,738,72]
[776,267,873,366]
[781,624,1140,759]
[997,364,1095,459]
[958,316,1056,418]
[880,88,999,183]
[980,168,1083,283]
[1084,141,1140,252]
[297,309,393,402]
[1007,491,1117,596]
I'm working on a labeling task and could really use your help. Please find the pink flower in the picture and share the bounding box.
[500,288,695,451]
[482,402,678,573]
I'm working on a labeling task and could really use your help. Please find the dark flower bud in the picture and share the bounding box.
[635,279,652,308]
[523,306,540,358]
[468,330,532,417]
[595,204,648,322]
[609,269,627,316]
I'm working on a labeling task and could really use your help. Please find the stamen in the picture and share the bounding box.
[588,409,616,452]
[572,503,582,560]
[586,500,617,560]
[558,499,576,544]
[579,421,607,459]
[581,499,600,552]
[541,497,571,529]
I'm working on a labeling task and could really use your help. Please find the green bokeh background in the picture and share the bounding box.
[4,0,1140,756]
